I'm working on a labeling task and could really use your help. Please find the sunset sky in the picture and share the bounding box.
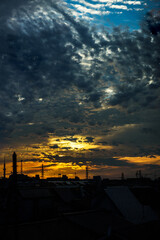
[0,0,160,179]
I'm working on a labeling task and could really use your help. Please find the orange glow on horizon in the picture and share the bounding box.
[0,160,90,179]
[0,138,160,179]
[1,155,160,180]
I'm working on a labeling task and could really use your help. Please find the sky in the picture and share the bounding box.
[0,0,160,179]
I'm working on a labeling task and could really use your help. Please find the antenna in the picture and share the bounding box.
[121,172,124,180]
[13,152,17,176]
[3,157,6,179]
[21,160,23,174]
[41,164,44,179]
[12,152,17,183]
[86,165,89,180]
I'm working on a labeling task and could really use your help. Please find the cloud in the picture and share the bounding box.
[49,144,59,149]
[0,0,100,145]
[0,0,31,19]
[63,137,78,142]
[85,137,94,143]
[38,153,138,167]
[67,0,144,20]
[145,10,160,35]
[0,0,159,164]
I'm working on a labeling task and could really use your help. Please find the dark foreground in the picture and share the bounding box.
[0,176,160,240]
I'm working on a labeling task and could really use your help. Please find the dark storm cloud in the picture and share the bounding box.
[0,0,100,145]
[49,144,59,149]
[89,148,100,152]
[0,0,31,19]
[31,146,40,149]
[98,141,108,145]
[0,0,159,159]
[37,153,137,167]
[61,147,71,150]
[63,137,78,142]
[145,10,160,35]
[106,28,160,109]
[85,137,94,143]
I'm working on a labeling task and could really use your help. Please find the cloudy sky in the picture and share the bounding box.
[0,0,160,179]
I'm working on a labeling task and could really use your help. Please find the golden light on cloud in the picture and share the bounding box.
[1,150,160,179]
[0,158,87,179]
[3,135,160,180]
[48,135,87,150]
[0,134,113,179]
[118,155,160,165]
[48,135,113,151]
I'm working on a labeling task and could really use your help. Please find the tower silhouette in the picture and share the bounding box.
[3,157,6,179]
[86,166,89,180]
[41,164,44,179]
[12,152,17,182]
[21,160,23,174]
[13,152,17,175]
[121,172,124,180]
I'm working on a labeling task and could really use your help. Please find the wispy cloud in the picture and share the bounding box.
[66,0,145,25]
